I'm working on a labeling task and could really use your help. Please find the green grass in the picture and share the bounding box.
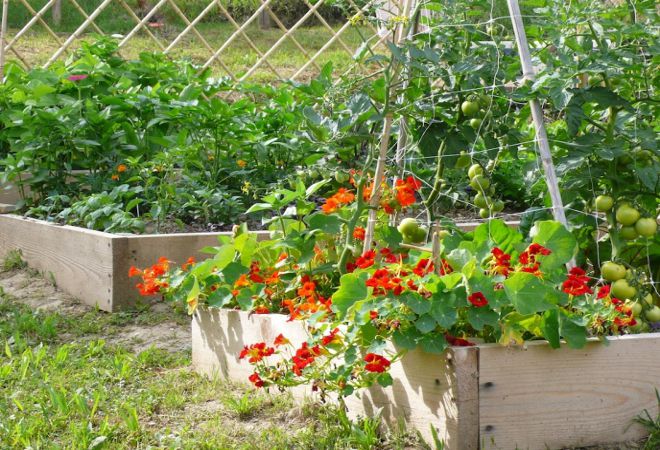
[0,286,423,449]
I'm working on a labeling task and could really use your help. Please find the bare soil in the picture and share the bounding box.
[0,268,191,354]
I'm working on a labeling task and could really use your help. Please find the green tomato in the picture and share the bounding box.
[619,226,639,240]
[616,205,640,226]
[469,175,491,191]
[642,293,654,306]
[468,164,484,179]
[491,199,505,213]
[474,193,489,209]
[634,218,657,237]
[479,208,490,219]
[611,279,636,300]
[469,118,483,130]
[594,195,613,212]
[335,171,349,183]
[645,306,660,322]
[629,301,642,318]
[601,261,626,282]
[412,226,428,243]
[397,218,420,237]
[461,101,479,117]
[455,151,471,169]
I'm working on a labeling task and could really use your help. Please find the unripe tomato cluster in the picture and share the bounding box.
[601,261,660,325]
[460,94,492,130]
[467,164,503,219]
[397,218,427,244]
[593,196,657,241]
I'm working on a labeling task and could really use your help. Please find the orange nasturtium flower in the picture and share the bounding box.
[117,164,127,173]
[321,188,355,213]
[111,174,119,181]
[237,159,247,168]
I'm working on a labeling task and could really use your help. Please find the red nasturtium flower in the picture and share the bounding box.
[366,268,404,296]
[353,226,366,241]
[468,292,488,307]
[445,333,475,347]
[562,267,593,296]
[292,343,322,375]
[249,372,264,388]
[597,284,611,299]
[239,342,275,364]
[67,74,88,82]
[321,328,342,346]
[490,247,511,277]
[253,306,270,314]
[273,334,290,347]
[355,249,377,269]
[364,353,391,373]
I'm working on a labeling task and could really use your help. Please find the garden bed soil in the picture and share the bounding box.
[192,307,660,450]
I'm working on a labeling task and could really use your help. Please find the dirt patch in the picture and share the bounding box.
[0,268,191,354]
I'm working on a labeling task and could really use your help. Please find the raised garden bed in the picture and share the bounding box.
[0,213,520,311]
[193,307,660,450]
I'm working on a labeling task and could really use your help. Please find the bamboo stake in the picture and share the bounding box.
[68,0,106,35]
[10,0,63,51]
[362,0,415,252]
[506,0,568,229]
[200,0,273,72]
[45,0,115,67]
[117,0,163,51]
[118,0,168,50]
[292,0,378,80]
[239,0,328,81]
[0,0,8,80]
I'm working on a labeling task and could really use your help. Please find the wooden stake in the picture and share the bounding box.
[52,0,62,26]
[506,0,569,229]
[0,0,8,80]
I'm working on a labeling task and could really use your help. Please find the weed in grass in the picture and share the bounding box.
[634,390,660,450]
[223,392,265,420]
[2,250,27,271]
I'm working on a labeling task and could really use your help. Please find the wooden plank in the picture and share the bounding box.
[478,334,660,449]
[0,214,116,311]
[192,308,480,449]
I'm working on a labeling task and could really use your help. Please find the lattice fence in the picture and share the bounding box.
[0,0,418,81]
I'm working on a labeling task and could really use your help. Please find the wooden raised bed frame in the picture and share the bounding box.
[0,214,519,311]
[193,308,660,450]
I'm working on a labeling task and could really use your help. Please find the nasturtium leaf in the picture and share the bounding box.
[222,262,249,285]
[415,314,437,333]
[377,372,394,388]
[446,248,473,272]
[212,244,236,270]
[541,308,561,348]
[466,307,499,331]
[376,225,403,250]
[503,272,558,315]
[530,221,577,270]
[360,322,378,347]
[392,328,419,350]
[236,286,257,311]
[472,219,522,255]
[367,338,387,354]
[440,272,463,290]
[343,346,358,365]
[560,310,588,349]
[420,333,447,354]
[307,212,343,234]
[331,273,369,319]
[429,297,458,329]
[206,287,233,308]
[403,291,431,315]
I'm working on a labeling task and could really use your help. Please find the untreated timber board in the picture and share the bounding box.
[192,308,479,449]
[478,334,660,449]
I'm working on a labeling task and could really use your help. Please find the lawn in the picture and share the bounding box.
[0,260,423,449]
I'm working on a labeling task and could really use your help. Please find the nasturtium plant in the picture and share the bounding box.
[130,174,654,395]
